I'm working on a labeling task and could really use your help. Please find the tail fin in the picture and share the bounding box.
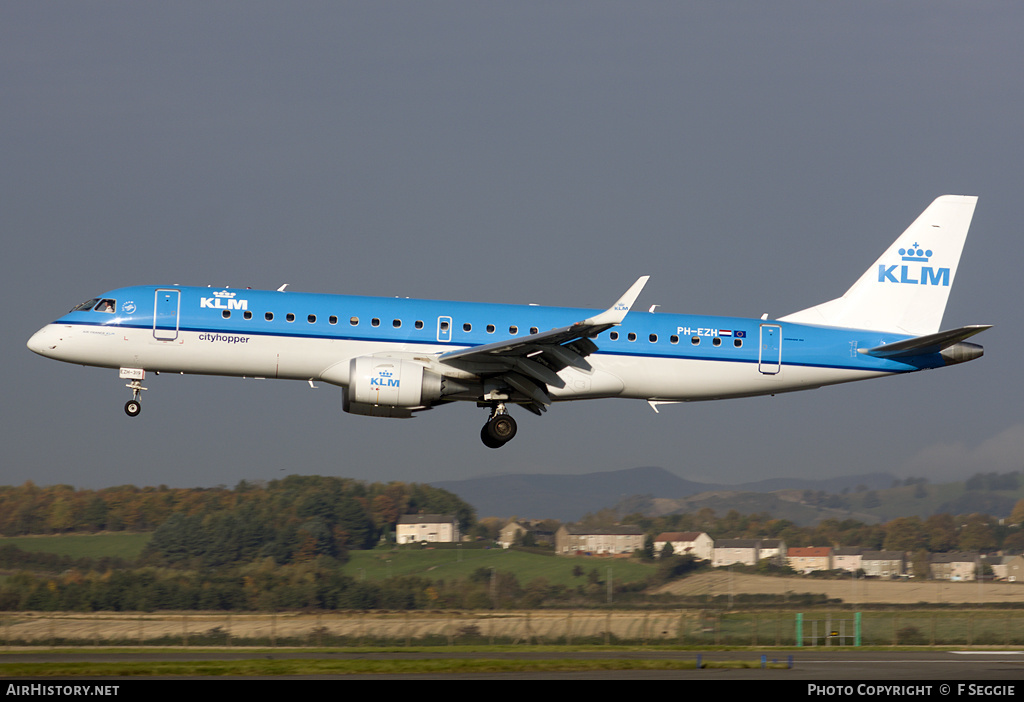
[779,195,978,335]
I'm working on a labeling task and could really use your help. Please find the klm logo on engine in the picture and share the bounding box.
[371,369,400,388]
[877,244,949,286]
[200,290,249,310]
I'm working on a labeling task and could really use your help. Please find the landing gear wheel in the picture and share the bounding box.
[479,402,518,448]
[480,425,505,449]
[486,414,517,443]
[123,375,147,418]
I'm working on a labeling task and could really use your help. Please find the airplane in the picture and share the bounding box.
[28,195,989,449]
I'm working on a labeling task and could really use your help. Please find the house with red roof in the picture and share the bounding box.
[786,546,833,573]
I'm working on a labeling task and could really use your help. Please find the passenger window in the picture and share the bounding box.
[308,314,316,324]
[329,316,338,325]
[486,324,495,333]
[222,310,231,319]
[350,317,359,326]
[649,334,658,343]
[509,325,518,335]
[734,338,743,348]
[265,312,274,321]
[244,311,252,320]
[691,336,700,345]
[415,320,424,329]
[670,335,679,344]
[440,321,450,331]
[609,332,619,341]
[463,323,472,332]
[371,318,380,327]
[393,319,401,328]
[712,337,721,347]
[530,327,538,335]
[286,313,295,323]
[627,332,636,342]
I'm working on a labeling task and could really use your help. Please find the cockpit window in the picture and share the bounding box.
[70,298,100,313]
[95,299,116,313]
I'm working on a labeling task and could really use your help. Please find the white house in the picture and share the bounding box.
[396,514,461,544]
[653,531,714,560]
[712,539,762,567]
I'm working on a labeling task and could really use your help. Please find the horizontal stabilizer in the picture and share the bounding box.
[859,325,991,358]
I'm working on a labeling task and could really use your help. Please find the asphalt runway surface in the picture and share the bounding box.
[4,649,1024,681]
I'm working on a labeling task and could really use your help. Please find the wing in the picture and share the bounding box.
[437,276,649,413]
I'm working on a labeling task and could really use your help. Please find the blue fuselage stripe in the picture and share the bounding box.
[53,285,941,374]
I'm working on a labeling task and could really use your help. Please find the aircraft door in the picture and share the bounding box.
[153,289,181,341]
[759,324,781,375]
[436,316,452,343]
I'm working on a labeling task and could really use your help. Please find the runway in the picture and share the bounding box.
[3,649,1023,681]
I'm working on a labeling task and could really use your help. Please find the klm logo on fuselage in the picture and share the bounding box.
[877,244,949,286]
[200,290,249,310]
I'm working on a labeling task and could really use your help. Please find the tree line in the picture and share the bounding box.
[0,475,475,543]
[619,505,1024,554]
[0,556,688,612]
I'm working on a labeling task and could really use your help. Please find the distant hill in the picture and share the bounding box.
[612,491,885,526]
[431,467,897,522]
[734,472,894,494]
[432,466,710,522]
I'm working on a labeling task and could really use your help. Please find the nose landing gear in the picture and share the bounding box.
[120,368,147,418]
[481,403,517,449]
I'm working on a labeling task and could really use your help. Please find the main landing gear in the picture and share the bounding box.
[480,403,517,449]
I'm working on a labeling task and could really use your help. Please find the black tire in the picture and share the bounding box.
[125,400,141,417]
[485,414,517,443]
[480,425,504,449]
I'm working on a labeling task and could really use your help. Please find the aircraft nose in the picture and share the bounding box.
[27,325,58,357]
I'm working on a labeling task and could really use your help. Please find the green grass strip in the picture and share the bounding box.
[0,658,788,677]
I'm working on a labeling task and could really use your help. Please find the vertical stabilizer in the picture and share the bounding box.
[779,195,978,335]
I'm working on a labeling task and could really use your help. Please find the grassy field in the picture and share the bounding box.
[653,570,1024,605]
[0,655,788,677]
[0,533,657,587]
[0,533,151,560]
[343,546,656,586]
[5,609,1024,648]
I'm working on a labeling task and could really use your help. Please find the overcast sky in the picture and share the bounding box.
[3,2,1021,495]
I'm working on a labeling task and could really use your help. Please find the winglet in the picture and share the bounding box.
[583,276,650,326]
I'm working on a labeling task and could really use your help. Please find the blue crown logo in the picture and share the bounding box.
[898,243,933,262]
[377,370,394,378]
[213,290,236,298]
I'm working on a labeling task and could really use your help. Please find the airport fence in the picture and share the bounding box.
[4,609,1024,648]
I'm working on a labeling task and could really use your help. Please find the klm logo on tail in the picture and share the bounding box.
[877,244,950,286]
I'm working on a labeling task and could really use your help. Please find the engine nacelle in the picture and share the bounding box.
[342,357,444,418]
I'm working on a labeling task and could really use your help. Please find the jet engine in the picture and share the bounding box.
[342,357,447,418]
